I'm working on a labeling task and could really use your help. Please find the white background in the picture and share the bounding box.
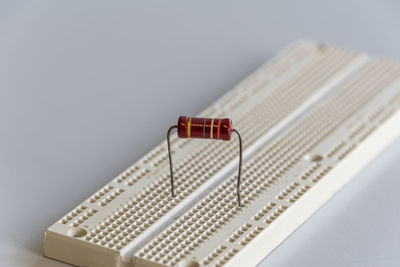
[1,1,400,266]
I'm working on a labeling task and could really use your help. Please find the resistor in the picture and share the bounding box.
[177,116,233,140]
[167,116,242,206]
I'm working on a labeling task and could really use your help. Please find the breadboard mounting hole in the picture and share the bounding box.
[67,228,87,238]
[304,154,323,162]
[177,259,199,267]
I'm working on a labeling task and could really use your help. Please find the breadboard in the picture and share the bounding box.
[43,40,400,267]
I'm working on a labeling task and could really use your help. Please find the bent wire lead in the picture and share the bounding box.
[167,116,243,206]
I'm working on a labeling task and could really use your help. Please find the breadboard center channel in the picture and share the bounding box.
[43,40,400,267]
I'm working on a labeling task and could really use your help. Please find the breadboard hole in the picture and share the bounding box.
[304,154,323,162]
[67,228,87,238]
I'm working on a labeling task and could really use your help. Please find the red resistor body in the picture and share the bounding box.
[177,116,233,140]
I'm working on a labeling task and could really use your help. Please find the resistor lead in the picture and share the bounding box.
[167,116,242,206]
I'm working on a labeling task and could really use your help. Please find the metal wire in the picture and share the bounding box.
[167,125,178,197]
[233,129,242,207]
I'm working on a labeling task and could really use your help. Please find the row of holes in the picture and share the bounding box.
[142,147,164,164]
[99,188,125,207]
[89,185,113,203]
[115,166,139,183]
[253,203,277,221]
[202,245,227,265]
[70,209,97,227]
[214,248,240,267]
[288,185,311,203]
[337,143,357,161]
[349,123,367,140]
[312,166,333,183]
[240,226,264,246]
[278,182,299,200]
[300,163,321,180]
[265,206,288,224]
[227,223,252,243]
[327,141,346,158]
[125,169,150,187]
[60,205,86,224]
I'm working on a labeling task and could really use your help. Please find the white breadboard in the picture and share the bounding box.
[43,40,400,267]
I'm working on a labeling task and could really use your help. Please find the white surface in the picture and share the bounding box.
[1,1,400,266]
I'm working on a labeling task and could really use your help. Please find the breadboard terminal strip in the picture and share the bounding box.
[43,40,400,267]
